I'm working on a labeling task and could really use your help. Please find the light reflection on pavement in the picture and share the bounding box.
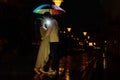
[33,52,96,80]
[2,50,118,80]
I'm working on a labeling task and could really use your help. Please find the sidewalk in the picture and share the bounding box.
[1,48,120,80]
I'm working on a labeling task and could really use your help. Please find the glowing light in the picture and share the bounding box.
[67,27,71,32]
[103,53,107,69]
[87,36,90,39]
[77,38,79,40]
[65,69,70,80]
[60,31,62,33]
[86,40,89,43]
[63,31,66,33]
[79,42,83,45]
[71,35,73,37]
[93,42,96,45]
[46,19,51,25]
[83,32,87,36]
[43,18,52,30]
[52,0,63,6]
[89,42,93,46]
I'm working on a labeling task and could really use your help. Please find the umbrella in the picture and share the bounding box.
[33,4,65,15]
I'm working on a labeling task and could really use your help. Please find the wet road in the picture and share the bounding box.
[0,46,120,80]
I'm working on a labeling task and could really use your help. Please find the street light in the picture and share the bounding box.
[82,32,88,49]
[89,42,93,46]
[67,27,72,32]
[87,36,90,39]
[83,32,87,36]
[52,0,63,6]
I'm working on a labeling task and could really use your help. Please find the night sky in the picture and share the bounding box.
[0,0,120,55]
[28,0,104,28]
[0,0,120,36]
[61,0,103,30]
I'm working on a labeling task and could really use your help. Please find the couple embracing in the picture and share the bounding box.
[34,13,60,76]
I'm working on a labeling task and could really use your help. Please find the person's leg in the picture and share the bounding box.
[39,67,46,73]
[50,42,60,74]
[34,67,46,74]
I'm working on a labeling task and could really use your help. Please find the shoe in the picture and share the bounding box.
[34,67,40,74]
[39,68,46,74]
[46,70,57,75]
[48,69,54,72]
[51,70,57,75]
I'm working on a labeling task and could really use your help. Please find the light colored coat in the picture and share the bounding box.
[35,26,50,68]
[41,18,59,42]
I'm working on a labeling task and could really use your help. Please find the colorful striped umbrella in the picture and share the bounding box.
[33,4,65,15]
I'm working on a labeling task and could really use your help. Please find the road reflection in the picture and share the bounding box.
[33,52,96,80]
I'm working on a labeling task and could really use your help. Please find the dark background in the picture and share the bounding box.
[0,0,120,56]
[0,0,120,32]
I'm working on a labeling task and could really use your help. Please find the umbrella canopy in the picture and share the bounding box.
[33,4,65,15]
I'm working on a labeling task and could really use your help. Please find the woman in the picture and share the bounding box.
[34,19,50,74]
